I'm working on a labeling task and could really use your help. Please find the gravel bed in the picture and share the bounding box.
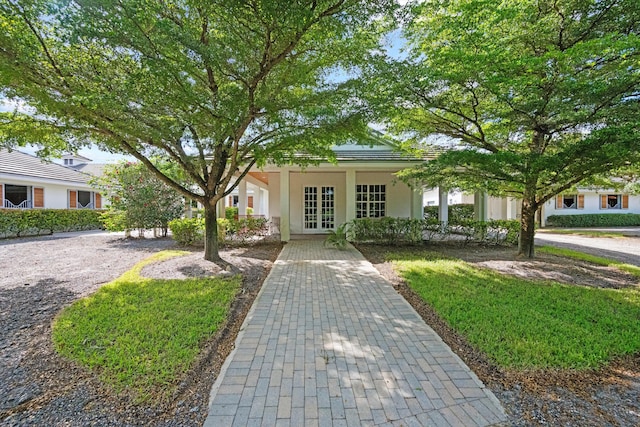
[0,231,281,426]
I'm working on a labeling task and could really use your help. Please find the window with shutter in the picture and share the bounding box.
[69,190,77,208]
[34,187,44,208]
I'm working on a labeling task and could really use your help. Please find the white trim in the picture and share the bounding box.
[0,173,93,189]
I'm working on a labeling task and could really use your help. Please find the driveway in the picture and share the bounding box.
[535,228,640,266]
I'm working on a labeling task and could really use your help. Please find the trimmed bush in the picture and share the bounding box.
[0,209,104,238]
[424,203,475,224]
[225,206,239,220]
[546,213,640,227]
[168,218,228,246]
[348,217,519,246]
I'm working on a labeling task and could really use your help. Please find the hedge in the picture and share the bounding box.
[424,203,475,224]
[546,214,640,227]
[0,209,104,238]
[168,216,269,246]
[348,217,520,246]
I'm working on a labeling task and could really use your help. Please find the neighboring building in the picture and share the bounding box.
[0,149,104,210]
[540,189,639,225]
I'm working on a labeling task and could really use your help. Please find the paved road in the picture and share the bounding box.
[204,240,506,427]
[536,228,640,266]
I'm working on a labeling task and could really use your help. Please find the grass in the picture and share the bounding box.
[389,251,640,370]
[52,250,240,402]
[540,229,628,238]
[538,246,640,279]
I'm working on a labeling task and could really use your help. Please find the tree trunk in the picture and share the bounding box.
[203,201,221,262]
[518,196,537,258]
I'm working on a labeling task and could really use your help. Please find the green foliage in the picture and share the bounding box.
[424,204,475,224]
[368,0,640,256]
[0,209,104,238]
[92,162,184,234]
[324,223,349,250]
[168,218,227,246]
[226,217,269,243]
[0,0,394,260]
[225,207,239,221]
[390,251,640,369]
[546,214,640,227]
[169,217,270,246]
[52,251,240,402]
[348,217,519,246]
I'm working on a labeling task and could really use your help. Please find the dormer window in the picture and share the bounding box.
[64,159,73,165]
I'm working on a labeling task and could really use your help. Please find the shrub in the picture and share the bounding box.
[0,209,104,238]
[226,216,269,242]
[168,218,228,246]
[424,203,475,224]
[225,206,238,220]
[348,217,519,246]
[546,213,640,227]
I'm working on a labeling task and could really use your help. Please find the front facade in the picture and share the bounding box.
[222,144,425,241]
[0,149,103,210]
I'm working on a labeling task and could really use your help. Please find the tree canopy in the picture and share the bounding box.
[368,0,640,257]
[0,0,393,260]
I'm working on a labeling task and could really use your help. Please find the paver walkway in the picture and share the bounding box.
[204,240,506,427]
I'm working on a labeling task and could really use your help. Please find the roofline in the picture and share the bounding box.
[0,173,94,188]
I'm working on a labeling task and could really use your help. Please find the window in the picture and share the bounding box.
[356,184,386,218]
[601,194,628,210]
[304,186,318,229]
[77,191,92,208]
[3,184,32,209]
[555,194,584,210]
[69,190,99,209]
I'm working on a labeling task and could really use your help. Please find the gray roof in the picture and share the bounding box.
[71,163,106,177]
[0,149,91,184]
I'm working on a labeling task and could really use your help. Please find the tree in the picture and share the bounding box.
[368,0,640,257]
[93,161,184,236]
[0,0,392,261]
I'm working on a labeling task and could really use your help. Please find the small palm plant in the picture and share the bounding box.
[324,222,349,249]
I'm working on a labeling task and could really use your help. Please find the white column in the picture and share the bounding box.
[238,180,247,216]
[506,197,516,220]
[280,169,290,242]
[438,187,449,225]
[217,195,226,219]
[474,191,488,222]
[254,186,263,216]
[345,169,356,223]
[412,186,423,219]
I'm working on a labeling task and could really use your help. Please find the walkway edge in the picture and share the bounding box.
[203,252,286,425]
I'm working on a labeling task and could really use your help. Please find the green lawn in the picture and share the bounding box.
[389,251,640,370]
[52,250,240,402]
[538,246,640,279]
[540,229,628,238]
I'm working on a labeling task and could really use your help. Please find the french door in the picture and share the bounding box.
[303,186,335,231]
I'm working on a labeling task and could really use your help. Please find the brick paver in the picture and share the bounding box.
[204,240,506,426]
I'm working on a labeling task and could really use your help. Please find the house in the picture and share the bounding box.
[422,187,639,226]
[225,143,429,241]
[0,149,104,210]
[540,189,639,225]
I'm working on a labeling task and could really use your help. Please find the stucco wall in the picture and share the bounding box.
[267,170,416,234]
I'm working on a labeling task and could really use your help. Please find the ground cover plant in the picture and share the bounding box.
[538,246,640,279]
[52,250,240,402]
[388,250,640,370]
